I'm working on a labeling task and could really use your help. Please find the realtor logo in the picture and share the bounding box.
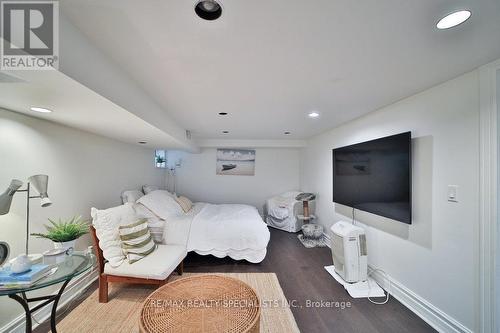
[1,1,59,70]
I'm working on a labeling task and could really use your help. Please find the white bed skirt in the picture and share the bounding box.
[193,248,267,263]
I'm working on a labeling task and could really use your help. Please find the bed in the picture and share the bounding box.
[132,190,270,263]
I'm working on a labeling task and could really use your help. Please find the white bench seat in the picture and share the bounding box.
[104,244,186,280]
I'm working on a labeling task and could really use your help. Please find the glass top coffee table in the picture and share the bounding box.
[0,253,96,333]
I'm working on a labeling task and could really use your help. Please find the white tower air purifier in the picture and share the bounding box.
[330,221,368,283]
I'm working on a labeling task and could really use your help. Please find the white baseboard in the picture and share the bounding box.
[1,268,98,333]
[369,269,472,333]
[323,231,331,247]
[322,231,471,333]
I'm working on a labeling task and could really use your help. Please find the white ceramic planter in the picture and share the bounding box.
[53,240,76,253]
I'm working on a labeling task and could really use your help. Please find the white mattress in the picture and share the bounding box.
[162,203,270,263]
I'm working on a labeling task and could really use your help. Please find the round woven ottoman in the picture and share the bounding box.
[140,275,261,333]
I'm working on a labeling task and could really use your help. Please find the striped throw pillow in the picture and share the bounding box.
[118,219,157,264]
[175,196,193,213]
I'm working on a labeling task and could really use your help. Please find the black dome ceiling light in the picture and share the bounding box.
[195,0,222,21]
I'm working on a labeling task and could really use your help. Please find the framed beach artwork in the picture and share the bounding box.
[216,149,256,176]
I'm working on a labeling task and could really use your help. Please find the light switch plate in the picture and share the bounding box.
[448,185,458,202]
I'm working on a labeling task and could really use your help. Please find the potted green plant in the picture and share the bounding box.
[156,155,165,164]
[31,216,89,251]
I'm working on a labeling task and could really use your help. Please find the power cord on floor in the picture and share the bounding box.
[367,267,391,305]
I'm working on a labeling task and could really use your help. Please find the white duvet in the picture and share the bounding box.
[137,199,270,263]
[187,203,270,262]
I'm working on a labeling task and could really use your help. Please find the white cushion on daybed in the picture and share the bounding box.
[91,203,138,268]
[104,244,186,280]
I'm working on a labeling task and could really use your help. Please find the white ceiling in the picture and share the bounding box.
[62,0,500,140]
[0,70,188,149]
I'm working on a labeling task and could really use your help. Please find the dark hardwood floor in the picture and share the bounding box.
[35,228,435,333]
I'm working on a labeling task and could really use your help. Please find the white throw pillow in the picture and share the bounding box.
[175,196,193,213]
[121,190,144,204]
[147,218,165,244]
[91,203,138,267]
[142,185,160,194]
[134,203,166,243]
[137,190,184,220]
[134,203,158,219]
[118,219,157,263]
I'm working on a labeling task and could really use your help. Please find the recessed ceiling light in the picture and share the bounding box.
[138,141,147,144]
[30,107,52,113]
[218,112,228,115]
[437,10,471,29]
[195,0,222,21]
[222,130,229,134]
[308,111,320,118]
[284,131,291,135]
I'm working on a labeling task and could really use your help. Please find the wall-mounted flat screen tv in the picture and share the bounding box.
[332,132,411,224]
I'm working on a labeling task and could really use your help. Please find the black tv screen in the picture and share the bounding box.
[332,132,411,224]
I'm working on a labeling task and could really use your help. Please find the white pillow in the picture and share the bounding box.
[148,218,165,243]
[142,185,160,194]
[134,203,158,219]
[134,203,166,243]
[91,203,138,267]
[137,190,184,220]
[121,190,144,204]
[175,196,193,213]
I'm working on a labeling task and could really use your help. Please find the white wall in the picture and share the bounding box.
[0,109,164,328]
[167,148,300,214]
[300,71,480,330]
[496,69,500,333]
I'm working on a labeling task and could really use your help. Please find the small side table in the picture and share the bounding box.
[0,253,96,333]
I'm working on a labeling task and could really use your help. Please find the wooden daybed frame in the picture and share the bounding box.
[90,226,183,303]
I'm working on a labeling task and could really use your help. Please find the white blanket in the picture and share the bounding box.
[138,198,271,263]
[187,203,270,259]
